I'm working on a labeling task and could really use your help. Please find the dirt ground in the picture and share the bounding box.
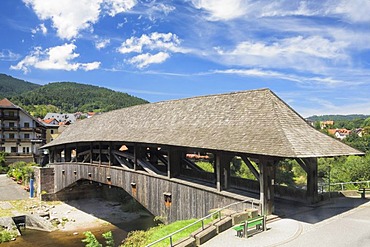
[48,198,146,231]
[0,174,149,232]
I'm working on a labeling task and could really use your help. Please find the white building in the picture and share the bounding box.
[0,98,46,161]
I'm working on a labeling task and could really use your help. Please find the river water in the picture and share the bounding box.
[3,215,156,247]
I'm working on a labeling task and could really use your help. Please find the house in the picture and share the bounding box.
[0,98,46,163]
[39,118,60,143]
[328,128,351,140]
[44,112,77,123]
[320,120,334,129]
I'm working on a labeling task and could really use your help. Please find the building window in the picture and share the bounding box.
[24,133,30,139]
[9,122,15,128]
[11,147,17,153]
[9,111,14,117]
[23,147,26,153]
[9,133,15,139]
[51,130,54,134]
[24,122,30,128]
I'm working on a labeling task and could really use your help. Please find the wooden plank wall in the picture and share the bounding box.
[51,163,258,223]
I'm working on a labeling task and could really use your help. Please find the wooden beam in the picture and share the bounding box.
[296,158,309,173]
[241,155,260,182]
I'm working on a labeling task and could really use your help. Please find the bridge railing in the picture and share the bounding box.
[145,199,257,247]
[319,180,370,193]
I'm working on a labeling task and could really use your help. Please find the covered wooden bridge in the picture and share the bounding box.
[41,88,362,221]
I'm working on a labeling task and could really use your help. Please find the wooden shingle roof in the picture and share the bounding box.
[43,89,363,158]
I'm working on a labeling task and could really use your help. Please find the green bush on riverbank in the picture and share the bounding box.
[7,161,38,185]
[0,228,18,243]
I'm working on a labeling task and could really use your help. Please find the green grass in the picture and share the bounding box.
[196,161,214,173]
[121,217,214,247]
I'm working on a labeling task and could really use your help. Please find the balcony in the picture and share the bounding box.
[0,115,19,121]
[1,126,19,131]
[20,127,33,131]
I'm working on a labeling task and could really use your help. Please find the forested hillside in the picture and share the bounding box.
[308,114,370,121]
[10,82,148,114]
[0,73,40,98]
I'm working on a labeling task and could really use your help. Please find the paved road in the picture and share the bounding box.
[202,197,370,247]
[0,174,29,200]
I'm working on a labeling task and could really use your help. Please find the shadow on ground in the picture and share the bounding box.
[274,196,369,224]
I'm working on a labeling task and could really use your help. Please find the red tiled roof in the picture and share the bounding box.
[0,98,17,108]
[43,118,58,124]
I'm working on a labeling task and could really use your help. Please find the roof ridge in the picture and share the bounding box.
[266,90,298,156]
[155,88,270,104]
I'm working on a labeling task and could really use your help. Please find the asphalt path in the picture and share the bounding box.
[203,197,370,247]
[281,200,370,247]
[0,174,29,200]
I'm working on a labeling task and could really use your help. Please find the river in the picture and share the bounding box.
[3,215,156,247]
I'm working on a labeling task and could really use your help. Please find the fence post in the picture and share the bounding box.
[341,183,344,191]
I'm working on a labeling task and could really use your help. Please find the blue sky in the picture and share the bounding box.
[1,0,370,117]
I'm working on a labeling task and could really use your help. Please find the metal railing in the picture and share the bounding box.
[319,180,370,192]
[145,199,257,247]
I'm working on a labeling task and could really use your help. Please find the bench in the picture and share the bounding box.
[357,188,370,199]
[232,215,266,238]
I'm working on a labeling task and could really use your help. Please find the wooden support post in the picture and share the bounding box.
[215,153,233,192]
[90,142,93,164]
[222,155,232,190]
[64,145,71,162]
[259,157,275,215]
[49,148,54,163]
[216,154,222,192]
[303,157,319,204]
[99,142,102,165]
[108,142,112,166]
[133,144,138,171]
[149,148,158,165]
[168,149,182,178]
[75,143,78,162]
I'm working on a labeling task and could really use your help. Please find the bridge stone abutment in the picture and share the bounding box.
[35,163,257,223]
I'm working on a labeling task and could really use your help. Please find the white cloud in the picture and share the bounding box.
[334,0,370,23]
[95,38,110,49]
[103,0,136,17]
[214,36,348,72]
[0,50,21,61]
[23,0,137,40]
[151,3,175,15]
[118,32,181,54]
[10,43,100,73]
[191,0,370,23]
[127,52,170,68]
[191,0,247,20]
[118,32,186,68]
[31,23,47,35]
